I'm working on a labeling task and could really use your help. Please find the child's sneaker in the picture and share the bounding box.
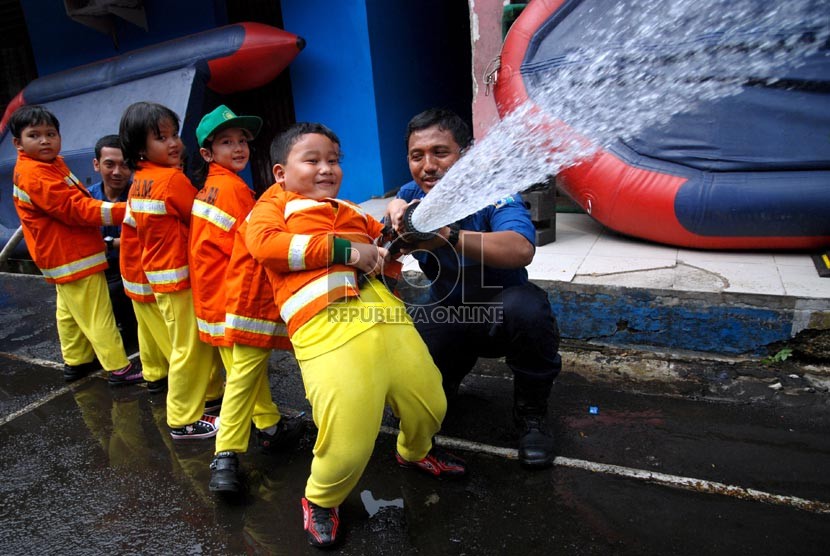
[209,451,241,494]
[204,396,223,415]
[63,361,99,382]
[302,497,340,548]
[256,413,306,454]
[107,362,144,386]
[146,376,168,395]
[170,414,219,440]
[395,447,467,478]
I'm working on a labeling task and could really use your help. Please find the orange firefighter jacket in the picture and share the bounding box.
[12,153,125,284]
[128,161,195,293]
[189,164,256,346]
[246,186,384,338]
[119,203,155,303]
[224,217,291,350]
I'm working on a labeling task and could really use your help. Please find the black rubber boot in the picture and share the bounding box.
[513,382,555,469]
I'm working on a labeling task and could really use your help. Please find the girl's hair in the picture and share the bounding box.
[9,105,60,138]
[119,102,180,170]
[269,122,340,166]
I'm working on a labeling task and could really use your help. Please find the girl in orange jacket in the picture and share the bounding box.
[119,101,224,439]
[10,105,135,384]
[188,105,303,495]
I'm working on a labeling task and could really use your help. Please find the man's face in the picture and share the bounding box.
[93,146,130,192]
[407,125,462,193]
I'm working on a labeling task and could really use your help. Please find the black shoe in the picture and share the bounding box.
[209,451,241,494]
[257,413,305,454]
[63,361,99,382]
[302,497,340,548]
[107,362,144,387]
[515,414,555,469]
[146,376,168,395]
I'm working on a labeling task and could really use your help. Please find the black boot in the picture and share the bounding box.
[513,383,555,469]
[209,451,242,494]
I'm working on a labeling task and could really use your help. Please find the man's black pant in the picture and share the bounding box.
[410,282,561,399]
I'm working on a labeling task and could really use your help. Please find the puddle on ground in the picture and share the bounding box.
[360,489,404,517]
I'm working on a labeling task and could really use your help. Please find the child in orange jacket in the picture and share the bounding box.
[246,122,466,548]
[10,105,137,384]
[187,105,303,494]
[118,101,224,439]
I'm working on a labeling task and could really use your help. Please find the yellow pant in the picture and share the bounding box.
[205,347,225,403]
[155,289,225,428]
[215,344,282,454]
[300,322,446,508]
[55,272,129,371]
[132,300,171,382]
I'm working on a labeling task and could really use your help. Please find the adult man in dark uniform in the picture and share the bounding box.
[386,108,562,468]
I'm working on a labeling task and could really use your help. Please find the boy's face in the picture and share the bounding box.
[143,118,183,167]
[200,127,251,174]
[273,133,342,200]
[407,125,462,193]
[13,123,61,163]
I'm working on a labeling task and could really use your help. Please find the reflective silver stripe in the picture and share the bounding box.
[280,271,356,323]
[337,198,368,220]
[41,251,107,280]
[123,278,153,297]
[123,203,136,228]
[145,265,190,285]
[288,234,312,271]
[67,172,81,185]
[284,199,327,219]
[197,317,225,337]
[12,185,31,204]
[100,201,117,226]
[131,198,167,215]
[226,313,287,336]
[192,199,236,232]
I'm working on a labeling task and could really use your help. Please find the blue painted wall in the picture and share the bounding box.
[281,1,382,203]
[20,0,227,76]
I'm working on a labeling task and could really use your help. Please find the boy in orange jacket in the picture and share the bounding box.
[246,122,466,548]
[10,105,138,384]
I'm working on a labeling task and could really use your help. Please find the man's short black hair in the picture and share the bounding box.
[405,108,472,151]
[94,134,122,160]
[9,105,60,139]
[270,122,341,166]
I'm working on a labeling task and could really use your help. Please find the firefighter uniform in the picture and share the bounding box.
[189,164,289,452]
[12,153,129,371]
[247,187,446,509]
[129,161,223,428]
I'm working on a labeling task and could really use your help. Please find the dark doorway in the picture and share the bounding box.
[0,0,38,120]
[224,1,297,197]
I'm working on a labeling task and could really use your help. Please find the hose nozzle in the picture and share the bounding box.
[400,202,435,242]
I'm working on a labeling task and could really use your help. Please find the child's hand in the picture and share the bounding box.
[347,242,388,276]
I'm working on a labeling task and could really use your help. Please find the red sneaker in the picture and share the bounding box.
[302,497,340,548]
[395,447,467,478]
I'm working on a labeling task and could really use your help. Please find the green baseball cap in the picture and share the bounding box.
[196,104,262,148]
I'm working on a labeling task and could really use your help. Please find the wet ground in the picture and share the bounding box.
[1,349,829,556]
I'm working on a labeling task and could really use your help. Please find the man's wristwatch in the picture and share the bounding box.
[447,223,461,247]
[104,236,114,252]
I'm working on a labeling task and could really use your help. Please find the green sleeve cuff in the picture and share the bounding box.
[332,237,352,264]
